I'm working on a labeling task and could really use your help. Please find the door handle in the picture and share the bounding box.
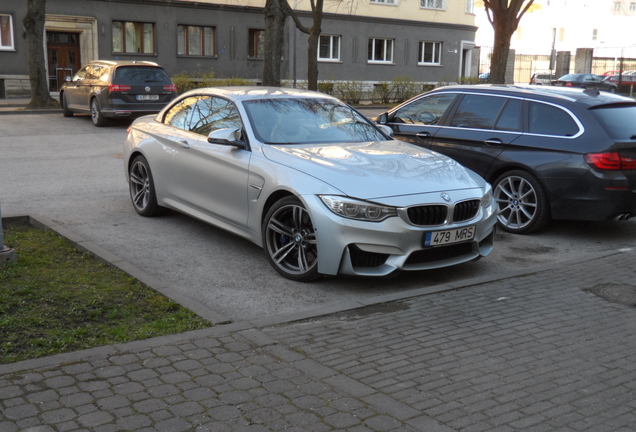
[416,132,432,139]
[178,140,190,149]
[484,139,503,146]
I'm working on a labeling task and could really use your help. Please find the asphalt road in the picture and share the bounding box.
[2,111,636,323]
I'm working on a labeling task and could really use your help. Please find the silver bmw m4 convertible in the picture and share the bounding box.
[124,87,497,281]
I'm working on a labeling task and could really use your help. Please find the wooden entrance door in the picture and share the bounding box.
[47,32,81,91]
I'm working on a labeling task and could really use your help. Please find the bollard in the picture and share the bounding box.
[0,200,17,265]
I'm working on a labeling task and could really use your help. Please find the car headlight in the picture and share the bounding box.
[481,183,493,207]
[319,195,397,222]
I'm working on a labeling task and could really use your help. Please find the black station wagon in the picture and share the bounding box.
[376,85,636,234]
[59,60,177,127]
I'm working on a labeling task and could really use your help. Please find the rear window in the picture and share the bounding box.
[528,101,580,137]
[590,104,636,140]
[113,67,170,84]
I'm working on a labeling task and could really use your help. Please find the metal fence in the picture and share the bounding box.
[479,45,636,84]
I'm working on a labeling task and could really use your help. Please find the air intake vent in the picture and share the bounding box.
[349,245,389,268]
[405,243,473,265]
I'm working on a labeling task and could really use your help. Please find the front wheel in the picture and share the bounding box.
[91,98,108,127]
[493,170,550,234]
[128,155,166,217]
[61,93,73,117]
[262,197,320,281]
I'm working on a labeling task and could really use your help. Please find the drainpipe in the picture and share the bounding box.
[0,201,17,266]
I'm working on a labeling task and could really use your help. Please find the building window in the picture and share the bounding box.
[0,14,14,50]
[592,29,598,40]
[418,41,442,65]
[615,2,621,11]
[421,0,446,10]
[466,0,474,13]
[371,0,397,4]
[368,38,394,63]
[178,25,215,56]
[112,21,155,54]
[631,2,636,11]
[249,29,264,59]
[318,35,341,61]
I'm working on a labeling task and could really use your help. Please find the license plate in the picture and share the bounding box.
[136,95,159,101]
[424,226,475,247]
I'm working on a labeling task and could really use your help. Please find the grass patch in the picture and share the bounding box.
[0,223,211,364]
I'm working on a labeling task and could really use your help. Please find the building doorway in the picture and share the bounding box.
[47,31,81,91]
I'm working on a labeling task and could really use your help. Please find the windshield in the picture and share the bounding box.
[590,104,636,140]
[243,98,387,144]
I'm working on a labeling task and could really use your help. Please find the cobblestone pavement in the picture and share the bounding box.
[2,247,636,431]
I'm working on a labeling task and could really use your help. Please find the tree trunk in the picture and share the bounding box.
[306,26,321,91]
[305,1,323,91]
[262,0,287,87]
[282,0,323,91]
[490,23,515,84]
[24,0,58,108]
[484,0,535,85]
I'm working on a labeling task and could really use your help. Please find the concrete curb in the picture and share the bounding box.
[4,213,632,375]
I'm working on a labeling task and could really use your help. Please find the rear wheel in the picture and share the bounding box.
[263,196,320,281]
[129,155,165,217]
[91,98,108,127]
[493,170,550,234]
[61,93,73,117]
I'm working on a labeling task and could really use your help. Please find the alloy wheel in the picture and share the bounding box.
[494,175,539,232]
[264,198,319,281]
[130,159,151,212]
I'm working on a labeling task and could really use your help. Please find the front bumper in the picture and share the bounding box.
[304,193,498,277]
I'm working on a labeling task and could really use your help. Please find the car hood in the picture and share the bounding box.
[262,140,484,199]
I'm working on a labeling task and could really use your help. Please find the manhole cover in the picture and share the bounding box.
[586,283,636,307]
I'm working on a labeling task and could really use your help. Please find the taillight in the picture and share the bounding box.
[109,84,131,92]
[584,152,636,170]
[164,84,177,92]
[565,82,573,87]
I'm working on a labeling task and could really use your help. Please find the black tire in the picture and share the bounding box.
[128,155,166,217]
[262,196,320,282]
[91,98,109,127]
[493,170,550,234]
[61,93,73,117]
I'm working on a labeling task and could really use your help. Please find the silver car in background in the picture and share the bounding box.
[123,87,497,281]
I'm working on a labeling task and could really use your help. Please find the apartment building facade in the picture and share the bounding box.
[0,0,479,98]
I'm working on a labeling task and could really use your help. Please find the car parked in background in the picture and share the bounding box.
[529,73,556,85]
[552,73,617,92]
[479,72,490,83]
[123,87,497,281]
[59,60,177,127]
[603,72,636,86]
[375,85,636,234]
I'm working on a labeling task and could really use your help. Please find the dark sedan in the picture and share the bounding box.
[552,73,617,93]
[375,85,636,234]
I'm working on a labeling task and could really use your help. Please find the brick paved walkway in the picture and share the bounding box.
[2,248,636,431]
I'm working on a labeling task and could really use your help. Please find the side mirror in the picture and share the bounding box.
[208,127,247,149]
[377,112,388,124]
[376,124,393,137]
